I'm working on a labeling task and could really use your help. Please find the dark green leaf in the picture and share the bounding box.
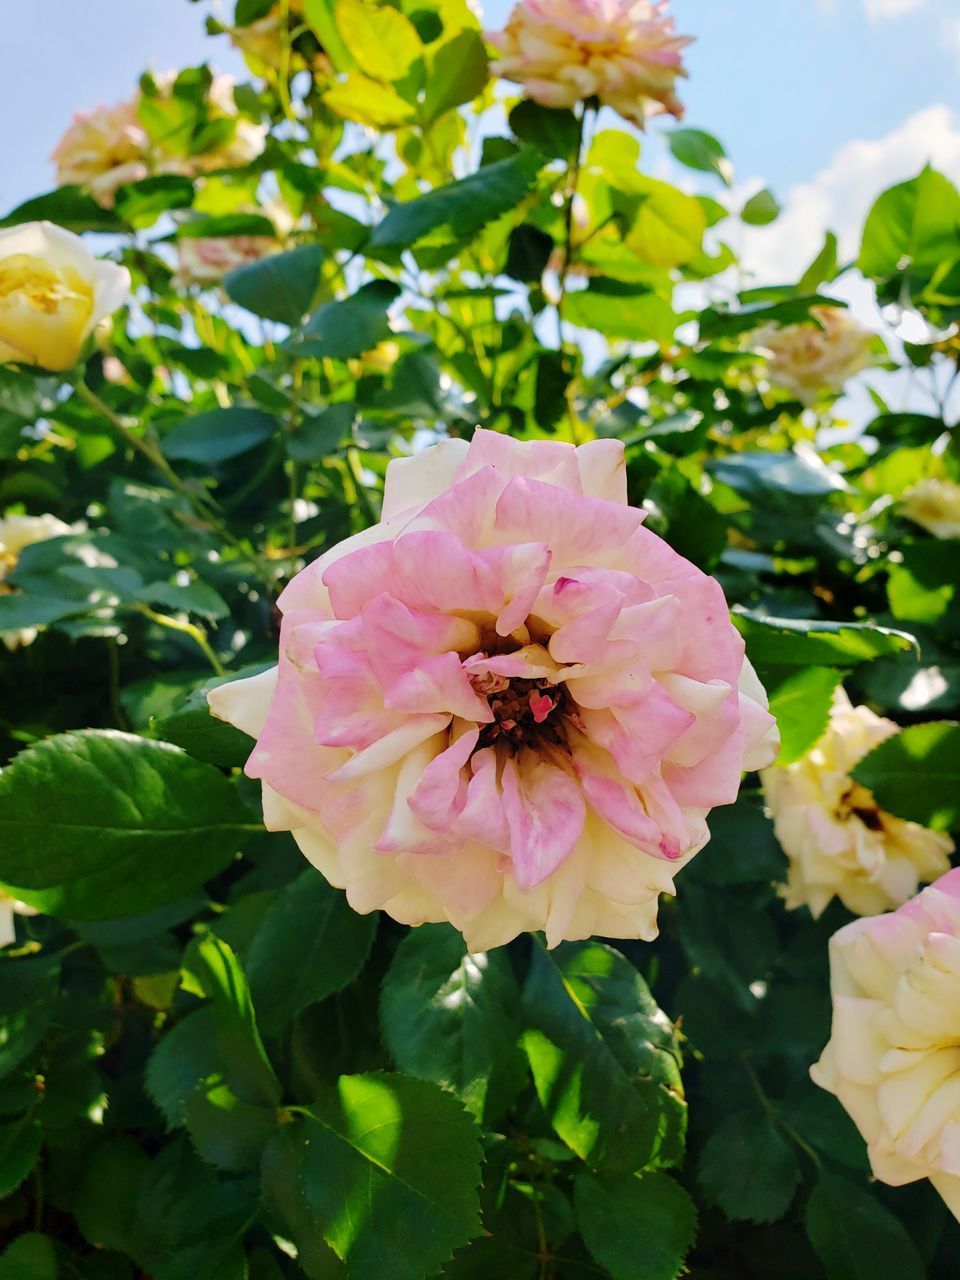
[184,1073,277,1171]
[710,450,846,498]
[853,721,960,829]
[575,1170,697,1280]
[0,1114,42,1197]
[805,1173,926,1280]
[733,610,917,668]
[146,1006,219,1128]
[669,128,732,186]
[246,869,377,1035]
[505,224,553,284]
[0,731,254,920]
[509,101,580,158]
[162,407,280,464]
[286,402,356,460]
[225,243,326,326]
[292,281,401,360]
[422,30,489,124]
[700,295,842,341]
[859,167,960,289]
[0,1234,57,1280]
[0,187,126,233]
[698,1110,800,1223]
[522,940,685,1173]
[380,924,525,1121]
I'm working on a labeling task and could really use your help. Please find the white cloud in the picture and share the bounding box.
[862,0,925,18]
[741,105,960,285]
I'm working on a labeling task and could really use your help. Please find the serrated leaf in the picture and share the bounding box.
[154,664,267,768]
[698,1110,799,1223]
[299,1073,483,1280]
[0,1233,57,1280]
[422,29,489,124]
[805,1173,926,1280]
[522,940,686,1173]
[0,1114,42,1197]
[245,869,376,1035]
[852,720,960,830]
[146,1006,219,1128]
[184,1073,277,1171]
[261,1125,349,1280]
[0,732,255,920]
[369,149,542,252]
[575,1170,697,1280]
[733,610,916,668]
[380,924,525,1121]
[291,281,400,360]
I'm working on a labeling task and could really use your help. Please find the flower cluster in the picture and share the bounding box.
[487,0,691,126]
[211,430,778,951]
[813,869,960,1221]
[753,305,876,405]
[52,75,266,209]
[0,222,130,373]
[762,689,953,919]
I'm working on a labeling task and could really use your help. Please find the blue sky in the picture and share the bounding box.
[5,0,956,217]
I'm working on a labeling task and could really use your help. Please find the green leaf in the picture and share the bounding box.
[261,1126,349,1280]
[304,0,355,71]
[732,610,917,668]
[162,407,279,464]
[887,542,959,624]
[292,281,401,360]
[177,213,276,239]
[0,1234,57,1280]
[565,279,677,344]
[336,0,422,81]
[768,667,844,765]
[146,1006,219,1128]
[698,1111,800,1223]
[298,1073,483,1280]
[191,934,282,1107]
[154,665,266,768]
[505,224,553,283]
[0,1115,42,1197]
[621,176,706,269]
[852,721,960,830]
[225,244,326,325]
[575,1170,697,1280]
[0,186,127,233]
[805,1173,926,1280]
[668,128,732,186]
[509,101,580,158]
[859,166,960,289]
[700,294,841,340]
[797,231,839,294]
[325,76,417,128]
[0,731,253,920]
[137,579,230,621]
[422,30,489,124]
[184,1073,278,1171]
[380,924,525,1121]
[369,149,542,251]
[0,954,61,1079]
[741,187,781,225]
[75,1136,150,1253]
[114,175,196,228]
[245,869,377,1036]
[286,402,356,460]
[522,940,686,1173]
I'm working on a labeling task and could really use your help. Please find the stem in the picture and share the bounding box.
[555,103,592,351]
[132,603,226,676]
[741,1054,822,1168]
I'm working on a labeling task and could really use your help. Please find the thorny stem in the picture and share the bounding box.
[132,602,226,676]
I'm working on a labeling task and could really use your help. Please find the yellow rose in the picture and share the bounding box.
[901,478,960,540]
[0,222,130,372]
[50,99,148,208]
[762,688,954,917]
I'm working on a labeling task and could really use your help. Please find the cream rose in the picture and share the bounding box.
[762,689,954,918]
[901,478,960,540]
[0,512,75,649]
[812,869,960,1220]
[753,305,876,405]
[0,223,130,373]
[51,99,148,208]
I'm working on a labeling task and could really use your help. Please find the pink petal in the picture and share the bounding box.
[409,727,479,830]
[455,427,583,492]
[501,754,586,890]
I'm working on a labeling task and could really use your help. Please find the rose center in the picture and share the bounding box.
[470,672,575,753]
[837,782,884,832]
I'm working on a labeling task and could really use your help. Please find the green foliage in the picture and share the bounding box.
[2,6,959,1277]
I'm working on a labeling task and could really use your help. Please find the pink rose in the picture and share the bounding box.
[813,869,960,1220]
[487,0,691,126]
[210,430,778,950]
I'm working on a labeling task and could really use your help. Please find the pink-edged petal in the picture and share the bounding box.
[489,541,552,635]
[455,747,512,851]
[501,754,586,891]
[662,741,745,808]
[661,678,738,768]
[463,644,559,682]
[385,650,493,722]
[326,714,451,781]
[573,742,662,853]
[493,476,646,565]
[374,734,452,854]
[409,726,479,830]
[381,437,470,519]
[455,427,583,492]
[406,465,507,548]
[360,594,478,690]
[610,595,682,672]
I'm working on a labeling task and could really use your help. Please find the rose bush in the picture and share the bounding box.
[0,0,958,1276]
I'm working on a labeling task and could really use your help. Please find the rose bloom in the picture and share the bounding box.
[753,305,876,406]
[486,0,691,126]
[813,869,960,1220]
[0,222,130,373]
[762,689,954,919]
[175,235,279,287]
[210,430,778,950]
[51,98,148,208]
[0,512,75,650]
[901,478,960,541]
